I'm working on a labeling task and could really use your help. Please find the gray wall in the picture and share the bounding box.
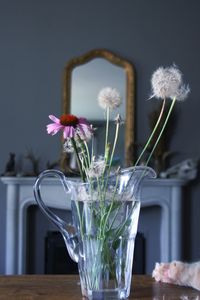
[0,0,200,273]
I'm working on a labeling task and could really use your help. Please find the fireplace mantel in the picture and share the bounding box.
[1,176,188,275]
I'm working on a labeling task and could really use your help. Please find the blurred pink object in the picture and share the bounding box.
[152,261,200,291]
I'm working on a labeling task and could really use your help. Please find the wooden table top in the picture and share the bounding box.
[0,274,199,299]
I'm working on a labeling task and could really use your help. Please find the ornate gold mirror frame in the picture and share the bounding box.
[61,49,135,170]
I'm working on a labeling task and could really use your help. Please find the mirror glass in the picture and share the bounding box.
[62,49,135,168]
[71,58,126,120]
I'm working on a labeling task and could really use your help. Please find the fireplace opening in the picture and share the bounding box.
[44,231,145,275]
[26,204,161,275]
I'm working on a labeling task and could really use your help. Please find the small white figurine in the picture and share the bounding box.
[160,158,198,180]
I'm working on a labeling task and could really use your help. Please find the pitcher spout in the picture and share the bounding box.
[127,166,157,182]
[120,166,157,200]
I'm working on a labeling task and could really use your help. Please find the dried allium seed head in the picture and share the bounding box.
[98,87,121,110]
[150,65,190,101]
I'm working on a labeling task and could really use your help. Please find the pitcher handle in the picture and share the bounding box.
[33,169,69,230]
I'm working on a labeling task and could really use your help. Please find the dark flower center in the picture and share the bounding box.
[60,114,79,127]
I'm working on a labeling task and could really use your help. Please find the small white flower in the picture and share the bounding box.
[98,87,121,110]
[77,186,91,201]
[150,65,190,101]
[86,157,106,178]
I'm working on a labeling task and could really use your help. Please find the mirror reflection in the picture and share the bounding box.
[71,58,126,120]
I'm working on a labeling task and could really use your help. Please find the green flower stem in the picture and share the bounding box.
[145,97,177,167]
[135,98,166,166]
[108,121,120,174]
[75,134,90,170]
[102,176,119,235]
[108,198,123,232]
[114,201,138,239]
[80,142,89,169]
[84,140,91,166]
[91,134,94,160]
[75,201,84,237]
[104,107,110,160]
[71,138,86,182]
[101,121,120,202]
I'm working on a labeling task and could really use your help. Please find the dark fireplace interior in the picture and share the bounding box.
[44,231,78,274]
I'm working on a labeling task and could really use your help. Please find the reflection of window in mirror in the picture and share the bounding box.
[71,58,126,121]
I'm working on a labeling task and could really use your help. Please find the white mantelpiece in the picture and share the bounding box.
[1,176,187,275]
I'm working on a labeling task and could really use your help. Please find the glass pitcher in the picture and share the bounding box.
[33,166,156,299]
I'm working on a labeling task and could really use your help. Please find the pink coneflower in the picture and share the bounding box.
[47,114,93,140]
